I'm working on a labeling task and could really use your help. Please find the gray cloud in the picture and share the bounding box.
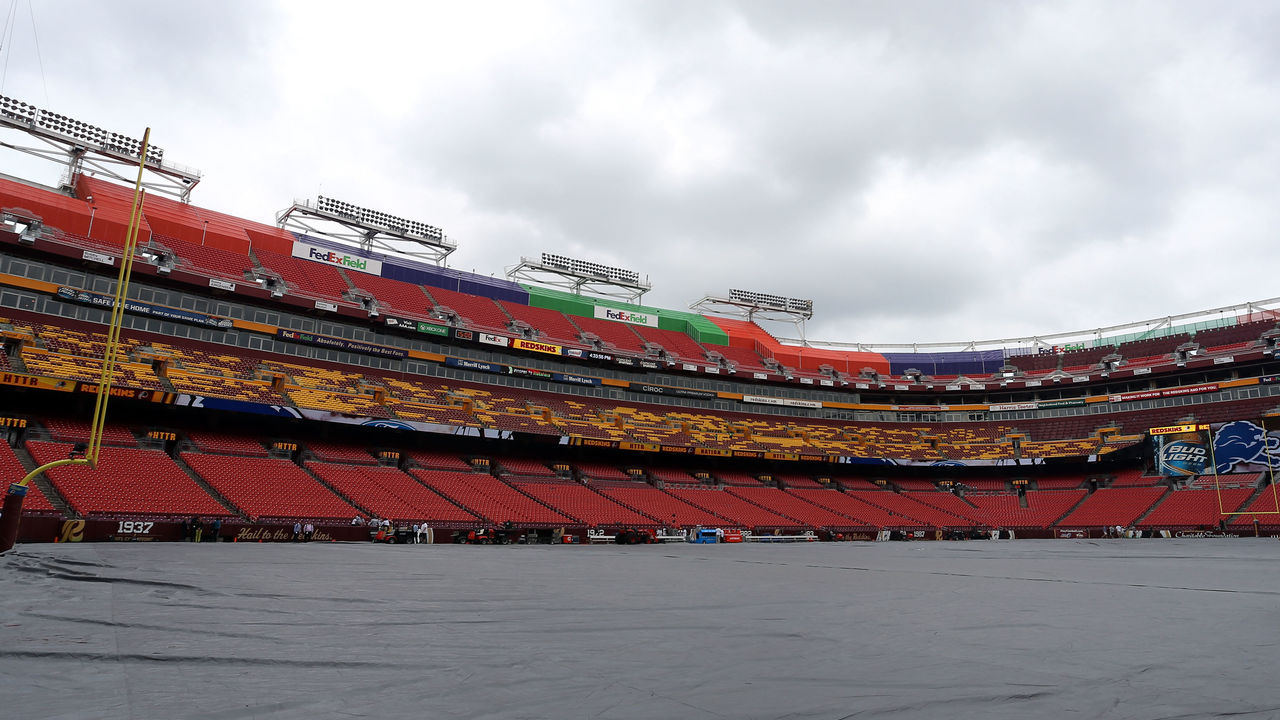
[7,0,1280,349]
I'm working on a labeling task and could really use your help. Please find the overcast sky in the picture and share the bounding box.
[2,1,1278,348]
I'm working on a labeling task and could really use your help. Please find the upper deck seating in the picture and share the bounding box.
[423,286,512,332]
[252,248,353,302]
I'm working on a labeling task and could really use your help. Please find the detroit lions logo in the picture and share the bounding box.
[1212,420,1280,474]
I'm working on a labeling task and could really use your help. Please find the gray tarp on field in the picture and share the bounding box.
[3,540,1279,719]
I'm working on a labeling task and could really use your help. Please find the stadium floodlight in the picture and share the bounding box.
[0,94,201,202]
[506,253,651,303]
[693,288,815,341]
[276,195,455,266]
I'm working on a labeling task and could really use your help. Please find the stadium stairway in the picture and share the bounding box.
[1129,488,1173,528]
[7,349,28,373]
[13,444,77,518]
[170,453,250,520]
[1051,491,1095,527]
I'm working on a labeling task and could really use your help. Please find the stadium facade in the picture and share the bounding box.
[2,97,1280,545]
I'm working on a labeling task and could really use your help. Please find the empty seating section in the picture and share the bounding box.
[778,474,826,489]
[29,441,229,518]
[1139,488,1253,528]
[1006,351,1059,373]
[144,341,258,376]
[594,483,728,527]
[965,491,1086,529]
[894,479,938,491]
[631,326,708,363]
[181,453,357,521]
[904,491,983,524]
[307,463,476,524]
[347,273,433,317]
[710,344,772,373]
[408,469,571,525]
[167,373,287,404]
[512,481,655,526]
[847,490,971,528]
[0,442,56,511]
[252,248,352,301]
[566,314,648,353]
[1117,333,1190,361]
[184,430,269,456]
[1059,345,1115,370]
[790,489,909,527]
[1020,439,1099,459]
[497,458,556,477]
[716,471,764,487]
[151,234,253,281]
[1193,319,1273,350]
[1057,487,1166,527]
[422,286,512,331]
[497,301,586,345]
[667,487,800,528]
[268,362,363,392]
[1108,469,1158,487]
[729,487,856,528]
[21,350,162,389]
[957,478,1010,492]
[476,410,562,436]
[1229,487,1280,525]
[577,462,631,481]
[306,442,377,465]
[38,418,136,446]
[1033,476,1085,490]
[647,467,699,484]
[287,387,392,418]
[405,451,473,471]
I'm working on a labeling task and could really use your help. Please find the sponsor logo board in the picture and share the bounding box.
[594,306,658,327]
[512,338,562,356]
[291,241,382,275]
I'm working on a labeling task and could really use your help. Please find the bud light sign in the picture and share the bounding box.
[1156,433,1208,477]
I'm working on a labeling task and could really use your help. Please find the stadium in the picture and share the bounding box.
[0,94,1278,547]
[3,75,1280,720]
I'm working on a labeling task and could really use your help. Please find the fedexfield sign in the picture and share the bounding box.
[291,241,383,276]
[594,306,658,327]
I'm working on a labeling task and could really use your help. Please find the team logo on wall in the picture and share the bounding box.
[1212,420,1280,474]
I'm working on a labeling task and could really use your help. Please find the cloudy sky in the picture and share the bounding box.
[1,1,1278,348]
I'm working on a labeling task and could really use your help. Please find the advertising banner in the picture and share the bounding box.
[383,316,450,337]
[564,348,614,362]
[743,395,823,409]
[291,240,382,275]
[58,286,233,330]
[276,328,407,359]
[593,306,659,327]
[0,372,74,392]
[512,338,562,356]
[444,357,505,374]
